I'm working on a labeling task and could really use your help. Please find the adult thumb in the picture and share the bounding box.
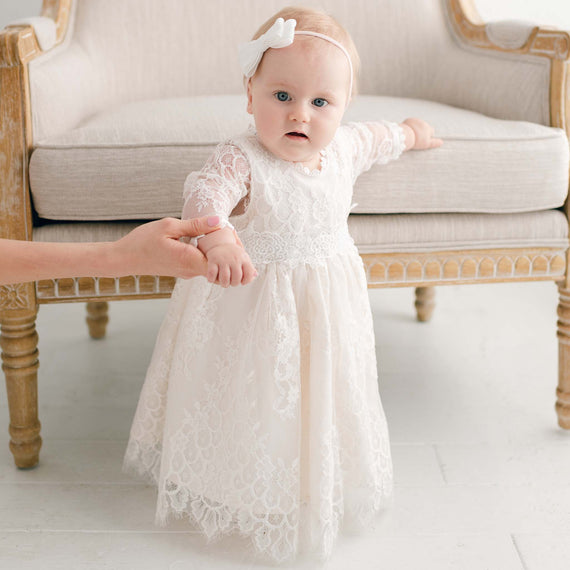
[176,216,221,238]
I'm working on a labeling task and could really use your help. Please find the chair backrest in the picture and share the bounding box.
[28,0,550,142]
[65,0,454,95]
[28,0,457,141]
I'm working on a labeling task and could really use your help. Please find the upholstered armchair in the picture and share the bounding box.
[1,0,569,469]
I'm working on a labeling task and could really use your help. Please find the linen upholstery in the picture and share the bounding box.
[29,95,569,221]
[33,210,569,254]
[349,211,569,253]
[27,0,552,145]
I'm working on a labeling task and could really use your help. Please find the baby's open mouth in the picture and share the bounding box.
[286,132,308,139]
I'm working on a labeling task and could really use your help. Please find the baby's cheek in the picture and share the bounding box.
[256,109,278,135]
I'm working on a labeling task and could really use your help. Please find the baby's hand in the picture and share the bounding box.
[205,243,257,287]
[402,118,443,150]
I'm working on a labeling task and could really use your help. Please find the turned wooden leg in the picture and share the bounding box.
[415,287,436,322]
[0,307,42,468]
[556,285,570,429]
[86,301,109,339]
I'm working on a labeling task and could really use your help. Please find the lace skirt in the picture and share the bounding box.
[123,252,393,564]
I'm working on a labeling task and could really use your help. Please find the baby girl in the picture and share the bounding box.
[124,5,442,565]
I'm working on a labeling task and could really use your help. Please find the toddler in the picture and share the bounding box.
[124,6,442,565]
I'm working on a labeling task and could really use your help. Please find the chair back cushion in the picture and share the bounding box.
[28,0,550,143]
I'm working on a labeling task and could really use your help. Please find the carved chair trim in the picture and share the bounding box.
[23,248,566,304]
[363,248,566,287]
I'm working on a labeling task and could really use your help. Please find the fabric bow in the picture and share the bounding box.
[238,17,297,78]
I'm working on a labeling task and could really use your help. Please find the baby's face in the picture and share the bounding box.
[247,37,351,171]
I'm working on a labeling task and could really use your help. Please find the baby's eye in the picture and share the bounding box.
[312,98,328,108]
[275,91,291,102]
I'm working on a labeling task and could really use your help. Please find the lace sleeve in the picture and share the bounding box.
[182,142,251,221]
[342,121,406,181]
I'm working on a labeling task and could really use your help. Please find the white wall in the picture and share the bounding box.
[0,0,42,29]
[476,0,570,29]
[0,1,569,36]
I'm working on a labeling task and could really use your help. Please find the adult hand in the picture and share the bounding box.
[114,216,222,279]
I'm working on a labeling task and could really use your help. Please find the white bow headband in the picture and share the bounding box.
[238,18,354,98]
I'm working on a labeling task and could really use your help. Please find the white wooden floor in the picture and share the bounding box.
[1,281,569,570]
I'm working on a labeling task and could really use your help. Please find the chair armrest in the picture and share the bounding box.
[0,0,72,241]
[450,0,569,58]
[0,26,42,241]
[444,0,569,133]
[8,17,57,51]
[4,0,72,56]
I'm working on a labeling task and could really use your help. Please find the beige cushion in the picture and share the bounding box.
[29,95,569,221]
[349,211,568,253]
[33,210,568,253]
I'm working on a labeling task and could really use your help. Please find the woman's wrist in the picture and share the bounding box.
[97,241,134,277]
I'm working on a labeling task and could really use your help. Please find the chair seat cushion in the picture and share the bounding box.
[29,95,569,221]
[33,210,569,253]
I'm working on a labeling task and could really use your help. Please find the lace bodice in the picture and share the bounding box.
[182,121,405,266]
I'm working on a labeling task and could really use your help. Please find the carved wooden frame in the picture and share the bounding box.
[1,0,569,469]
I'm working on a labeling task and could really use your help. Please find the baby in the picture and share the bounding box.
[124,6,442,565]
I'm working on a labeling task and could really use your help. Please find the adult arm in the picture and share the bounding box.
[0,216,221,286]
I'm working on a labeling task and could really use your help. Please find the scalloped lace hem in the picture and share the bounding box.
[123,450,392,565]
[154,486,391,565]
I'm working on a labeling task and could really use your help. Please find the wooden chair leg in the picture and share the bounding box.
[556,285,570,429]
[0,307,42,468]
[86,301,109,339]
[415,287,436,322]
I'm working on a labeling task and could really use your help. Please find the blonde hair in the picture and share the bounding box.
[249,6,360,97]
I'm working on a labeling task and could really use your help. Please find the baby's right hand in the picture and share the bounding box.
[401,117,443,150]
[205,243,257,287]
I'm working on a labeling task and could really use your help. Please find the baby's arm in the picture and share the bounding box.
[182,142,257,288]
[346,119,443,180]
[399,118,443,150]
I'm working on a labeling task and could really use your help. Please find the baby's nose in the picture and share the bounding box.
[289,102,310,123]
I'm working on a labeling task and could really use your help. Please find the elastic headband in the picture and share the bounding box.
[238,18,353,101]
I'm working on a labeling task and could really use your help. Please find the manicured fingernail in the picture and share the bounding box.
[207,216,220,227]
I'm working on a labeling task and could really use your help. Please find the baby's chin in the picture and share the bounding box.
[257,135,322,166]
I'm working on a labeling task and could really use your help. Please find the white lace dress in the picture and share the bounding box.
[123,121,406,564]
